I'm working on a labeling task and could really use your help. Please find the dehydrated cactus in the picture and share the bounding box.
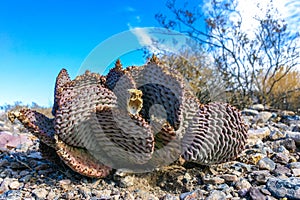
[8,56,248,178]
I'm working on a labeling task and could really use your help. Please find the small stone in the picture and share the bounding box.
[292,125,300,132]
[206,190,226,200]
[59,179,71,186]
[255,111,273,124]
[269,129,286,140]
[292,169,300,177]
[179,189,204,200]
[47,190,57,200]
[248,127,270,140]
[251,170,270,184]
[235,179,252,190]
[221,174,238,182]
[286,131,300,145]
[249,187,266,200]
[280,110,295,116]
[202,176,225,184]
[280,138,297,152]
[32,188,48,200]
[119,176,135,187]
[237,188,248,197]
[9,180,22,190]
[19,174,32,182]
[163,194,180,200]
[288,162,300,169]
[273,164,291,177]
[267,177,300,199]
[242,109,259,116]
[251,104,265,111]
[0,159,9,167]
[272,153,289,164]
[258,157,276,171]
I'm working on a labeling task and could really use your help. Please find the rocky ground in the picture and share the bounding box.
[0,104,300,200]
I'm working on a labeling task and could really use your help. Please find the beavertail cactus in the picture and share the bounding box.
[8,56,248,178]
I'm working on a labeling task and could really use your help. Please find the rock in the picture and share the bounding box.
[221,174,238,182]
[235,179,252,190]
[280,138,297,152]
[8,180,22,190]
[288,162,300,169]
[0,131,33,151]
[32,188,48,200]
[19,174,32,183]
[0,178,11,194]
[242,109,259,116]
[248,127,271,140]
[292,169,300,177]
[280,110,296,116]
[206,190,226,200]
[251,104,265,111]
[267,177,300,200]
[269,129,286,140]
[163,194,180,200]
[249,187,266,200]
[202,176,225,184]
[273,164,291,177]
[119,176,135,187]
[271,152,289,165]
[286,131,300,145]
[292,125,300,132]
[179,189,204,200]
[251,170,271,184]
[255,112,273,124]
[257,157,276,171]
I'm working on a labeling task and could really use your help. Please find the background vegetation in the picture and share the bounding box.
[155,0,300,111]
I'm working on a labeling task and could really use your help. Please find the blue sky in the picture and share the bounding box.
[1,0,297,108]
[0,0,177,107]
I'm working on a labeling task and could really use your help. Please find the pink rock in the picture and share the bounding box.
[0,131,33,151]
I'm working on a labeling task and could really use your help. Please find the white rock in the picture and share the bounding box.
[248,127,271,140]
[255,111,273,124]
[286,131,300,145]
[251,104,265,111]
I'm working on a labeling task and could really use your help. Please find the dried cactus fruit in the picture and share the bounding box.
[9,57,248,177]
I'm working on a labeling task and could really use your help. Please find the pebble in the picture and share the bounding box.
[9,180,22,190]
[257,157,276,171]
[273,164,291,177]
[288,162,300,169]
[235,179,252,190]
[255,111,273,124]
[286,131,300,145]
[242,109,259,116]
[32,188,48,200]
[251,104,265,111]
[292,168,300,176]
[249,187,266,200]
[221,174,238,182]
[248,127,270,140]
[269,129,286,140]
[206,190,226,200]
[202,176,225,184]
[267,177,300,199]
[179,189,204,200]
[0,106,299,199]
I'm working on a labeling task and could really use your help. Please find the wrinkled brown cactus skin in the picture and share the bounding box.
[9,56,248,178]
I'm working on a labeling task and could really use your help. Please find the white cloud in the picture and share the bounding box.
[203,0,299,35]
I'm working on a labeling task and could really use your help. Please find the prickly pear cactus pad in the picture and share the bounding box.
[8,56,248,178]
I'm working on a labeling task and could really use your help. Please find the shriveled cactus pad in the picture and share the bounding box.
[8,57,248,178]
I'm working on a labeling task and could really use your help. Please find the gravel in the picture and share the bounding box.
[0,107,300,199]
